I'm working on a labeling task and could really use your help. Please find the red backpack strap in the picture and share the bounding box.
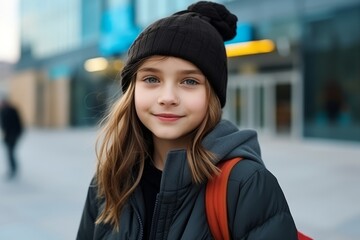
[205,157,242,240]
[298,231,313,240]
[205,157,313,240]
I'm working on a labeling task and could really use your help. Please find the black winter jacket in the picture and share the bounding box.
[77,120,298,239]
[0,104,23,144]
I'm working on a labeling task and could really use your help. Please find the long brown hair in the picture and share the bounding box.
[95,57,222,229]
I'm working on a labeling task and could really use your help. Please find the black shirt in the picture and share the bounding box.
[140,160,162,239]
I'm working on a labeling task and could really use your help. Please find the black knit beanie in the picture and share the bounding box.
[121,1,237,108]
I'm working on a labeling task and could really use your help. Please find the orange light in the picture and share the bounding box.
[84,57,109,72]
[225,39,275,57]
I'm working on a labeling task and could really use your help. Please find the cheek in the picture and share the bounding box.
[134,86,147,113]
[186,91,208,116]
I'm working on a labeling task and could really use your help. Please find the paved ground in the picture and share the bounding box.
[0,128,359,239]
[259,135,360,240]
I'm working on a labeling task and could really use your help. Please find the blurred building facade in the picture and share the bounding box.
[12,0,360,141]
[222,0,360,141]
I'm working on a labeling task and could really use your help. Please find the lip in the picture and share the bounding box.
[153,113,183,122]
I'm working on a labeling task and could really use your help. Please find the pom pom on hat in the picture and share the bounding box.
[187,1,237,41]
[121,1,238,108]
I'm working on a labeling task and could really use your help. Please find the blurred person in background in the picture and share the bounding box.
[0,98,23,180]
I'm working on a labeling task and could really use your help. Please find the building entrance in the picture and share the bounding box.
[224,71,302,137]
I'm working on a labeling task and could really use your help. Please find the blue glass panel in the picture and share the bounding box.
[100,4,140,56]
[49,65,70,79]
[225,23,253,44]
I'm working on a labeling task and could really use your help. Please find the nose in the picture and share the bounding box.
[157,84,179,106]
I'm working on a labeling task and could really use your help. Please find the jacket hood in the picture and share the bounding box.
[202,119,264,165]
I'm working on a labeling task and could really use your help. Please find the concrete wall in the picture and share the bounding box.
[10,70,39,127]
[43,78,70,128]
[10,70,70,128]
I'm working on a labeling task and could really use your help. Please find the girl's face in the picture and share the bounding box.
[134,56,208,144]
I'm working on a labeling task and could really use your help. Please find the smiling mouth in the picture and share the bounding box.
[154,113,183,121]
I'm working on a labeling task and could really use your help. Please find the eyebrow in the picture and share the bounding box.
[137,67,161,73]
[138,67,203,75]
[180,69,203,75]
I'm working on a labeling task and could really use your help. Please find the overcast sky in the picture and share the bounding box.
[0,0,20,63]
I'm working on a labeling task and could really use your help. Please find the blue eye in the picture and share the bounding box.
[144,76,159,83]
[183,79,198,85]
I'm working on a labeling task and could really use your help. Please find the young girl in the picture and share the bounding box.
[77,1,298,239]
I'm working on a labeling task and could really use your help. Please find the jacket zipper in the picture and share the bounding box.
[131,197,144,240]
[135,210,144,240]
[149,194,160,240]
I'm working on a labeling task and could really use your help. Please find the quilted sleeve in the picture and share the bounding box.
[227,161,298,240]
[76,178,99,240]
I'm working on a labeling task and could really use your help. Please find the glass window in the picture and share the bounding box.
[135,0,223,28]
[303,5,360,141]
